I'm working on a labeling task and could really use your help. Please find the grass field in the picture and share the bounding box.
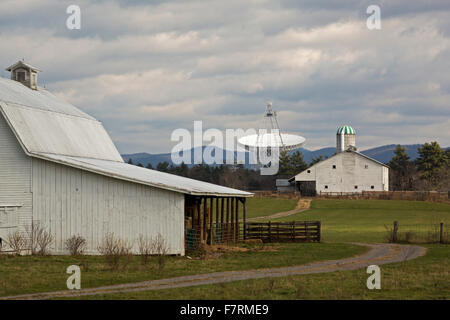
[0,242,364,297]
[84,245,448,300]
[78,198,449,300]
[244,197,298,219]
[274,199,450,243]
[1,197,449,299]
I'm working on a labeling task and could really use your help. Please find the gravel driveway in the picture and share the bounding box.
[0,243,426,300]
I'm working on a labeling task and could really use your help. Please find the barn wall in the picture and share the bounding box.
[314,153,387,193]
[32,158,185,255]
[0,112,32,244]
[295,152,389,194]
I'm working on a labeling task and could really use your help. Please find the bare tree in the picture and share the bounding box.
[6,231,27,255]
[138,234,155,265]
[154,233,169,273]
[25,221,54,255]
[65,235,87,256]
[97,233,133,270]
[36,229,54,255]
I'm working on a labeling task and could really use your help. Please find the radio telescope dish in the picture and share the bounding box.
[238,102,306,152]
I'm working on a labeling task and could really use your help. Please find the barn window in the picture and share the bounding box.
[332,165,336,169]
[307,170,311,173]
[371,185,375,189]
[324,185,328,189]
[354,185,358,189]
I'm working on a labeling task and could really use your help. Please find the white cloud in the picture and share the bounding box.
[0,0,449,153]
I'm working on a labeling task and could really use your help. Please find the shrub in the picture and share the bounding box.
[65,235,87,256]
[137,234,155,265]
[6,231,27,255]
[25,221,54,255]
[97,233,133,270]
[154,233,169,273]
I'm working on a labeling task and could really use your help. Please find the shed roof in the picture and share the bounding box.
[6,60,42,72]
[0,76,253,197]
[34,152,253,197]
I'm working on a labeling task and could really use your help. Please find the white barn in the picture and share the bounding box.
[290,126,389,196]
[0,61,252,255]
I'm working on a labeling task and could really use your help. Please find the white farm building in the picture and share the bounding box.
[0,61,252,255]
[289,125,389,196]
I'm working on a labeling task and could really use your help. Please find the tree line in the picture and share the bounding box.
[126,150,315,191]
[126,141,449,192]
[388,142,449,191]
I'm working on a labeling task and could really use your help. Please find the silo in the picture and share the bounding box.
[336,125,356,153]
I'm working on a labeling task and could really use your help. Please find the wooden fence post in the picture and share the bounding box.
[209,197,214,245]
[292,221,295,242]
[440,222,444,244]
[203,197,208,243]
[318,221,321,242]
[243,198,247,241]
[230,198,234,242]
[235,198,239,242]
[226,198,230,241]
[277,222,280,241]
[393,221,398,243]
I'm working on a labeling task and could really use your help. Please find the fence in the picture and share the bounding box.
[387,221,449,244]
[185,221,321,251]
[319,191,449,202]
[245,221,321,243]
[185,222,243,252]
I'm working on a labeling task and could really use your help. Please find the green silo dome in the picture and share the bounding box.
[337,125,355,135]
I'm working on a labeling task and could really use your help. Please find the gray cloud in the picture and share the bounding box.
[0,0,449,153]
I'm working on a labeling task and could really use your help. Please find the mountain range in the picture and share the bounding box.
[122,144,438,168]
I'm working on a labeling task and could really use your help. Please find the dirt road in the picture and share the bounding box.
[0,243,426,300]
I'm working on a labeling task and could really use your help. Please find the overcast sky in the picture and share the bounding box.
[1,0,449,153]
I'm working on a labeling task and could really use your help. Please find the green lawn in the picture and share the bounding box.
[77,198,450,300]
[244,197,298,219]
[2,198,449,299]
[273,199,450,243]
[0,242,364,297]
[87,245,448,300]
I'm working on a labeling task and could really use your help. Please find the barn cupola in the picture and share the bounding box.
[336,125,356,153]
[6,60,41,90]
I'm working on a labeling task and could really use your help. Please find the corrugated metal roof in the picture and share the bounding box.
[0,77,93,119]
[35,153,253,197]
[0,76,253,197]
[0,102,123,161]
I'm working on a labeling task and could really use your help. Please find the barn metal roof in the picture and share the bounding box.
[34,152,253,197]
[0,101,123,161]
[0,76,253,197]
[0,77,93,118]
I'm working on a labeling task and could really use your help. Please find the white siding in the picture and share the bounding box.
[295,151,388,193]
[32,158,185,255]
[0,113,32,244]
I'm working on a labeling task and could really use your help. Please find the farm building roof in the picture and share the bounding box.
[0,76,252,197]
